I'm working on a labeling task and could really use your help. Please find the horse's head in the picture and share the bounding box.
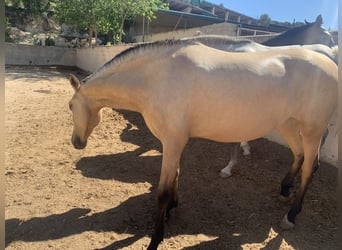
[69,74,101,149]
[306,15,335,47]
[263,15,335,47]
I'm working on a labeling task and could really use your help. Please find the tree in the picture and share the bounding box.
[55,0,104,44]
[54,0,168,44]
[257,13,305,28]
[258,13,271,26]
[112,0,168,42]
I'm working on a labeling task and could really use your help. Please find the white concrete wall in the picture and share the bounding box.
[5,42,338,167]
[5,42,132,72]
[5,43,76,66]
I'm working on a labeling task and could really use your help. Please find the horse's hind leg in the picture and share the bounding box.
[240,141,251,156]
[220,142,240,178]
[148,137,187,250]
[220,141,251,178]
[280,126,323,229]
[277,119,304,200]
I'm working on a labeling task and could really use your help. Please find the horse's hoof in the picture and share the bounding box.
[242,150,251,156]
[278,193,293,203]
[279,214,295,230]
[220,170,232,178]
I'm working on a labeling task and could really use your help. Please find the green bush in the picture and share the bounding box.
[45,36,55,46]
[32,36,39,45]
[5,17,13,42]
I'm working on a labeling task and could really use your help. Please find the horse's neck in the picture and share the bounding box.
[81,48,171,113]
[82,79,145,113]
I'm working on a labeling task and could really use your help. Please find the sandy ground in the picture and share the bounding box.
[5,66,338,249]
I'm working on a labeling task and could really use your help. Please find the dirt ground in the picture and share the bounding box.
[5,66,338,250]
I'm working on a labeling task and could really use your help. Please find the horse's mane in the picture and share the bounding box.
[82,39,188,83]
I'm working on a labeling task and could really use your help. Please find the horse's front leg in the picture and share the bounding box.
[148,138,187,250]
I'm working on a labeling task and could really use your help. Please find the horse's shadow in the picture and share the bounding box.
[76,147,162,184]
[76,110,162,184]
[6,148,337,249]
[117,109,162,152]
[6,111,337,249]
[5,155,289,249]
[6,191,156,248]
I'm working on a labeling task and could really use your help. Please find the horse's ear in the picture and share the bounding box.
[70,74,80,91]
[315,14,323,26]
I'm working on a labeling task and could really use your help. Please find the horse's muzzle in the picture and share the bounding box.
[72,135,87,149]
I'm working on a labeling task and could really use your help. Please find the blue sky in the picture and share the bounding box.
[208,0,338,30]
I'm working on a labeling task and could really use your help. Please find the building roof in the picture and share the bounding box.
[161,0,289,33]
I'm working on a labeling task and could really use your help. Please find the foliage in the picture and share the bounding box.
[5,17,13,42]
[258,14,271,26]
[23,0,50,14]
[32,36,39,45]
[54,0,103,34]
[5,0,23,8]
[6,0,168,44]
[54,0,168,44]
[258,13,305,28]
[111,0,168,42]
[45,36,55,46]
[5,0,50,14]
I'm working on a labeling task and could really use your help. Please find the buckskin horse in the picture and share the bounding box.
[183,14,336,173]
[68,39,337,249]
[182,14,336,177]
[181,34,338,177]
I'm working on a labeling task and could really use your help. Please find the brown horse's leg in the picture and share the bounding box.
[280,156,303,198]
[277,119,304,199]
[148,138,186,250]
[280,128,322,229]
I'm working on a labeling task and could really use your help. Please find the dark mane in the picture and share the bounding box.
[82,39,188,83]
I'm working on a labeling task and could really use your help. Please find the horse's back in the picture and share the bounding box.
[170,43,337,84]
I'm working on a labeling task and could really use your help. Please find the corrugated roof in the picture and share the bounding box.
[161,0,289,32]
[163,0,257,23]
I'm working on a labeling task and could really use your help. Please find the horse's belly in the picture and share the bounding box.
[188,107,285,143]
[190,122,278,143]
